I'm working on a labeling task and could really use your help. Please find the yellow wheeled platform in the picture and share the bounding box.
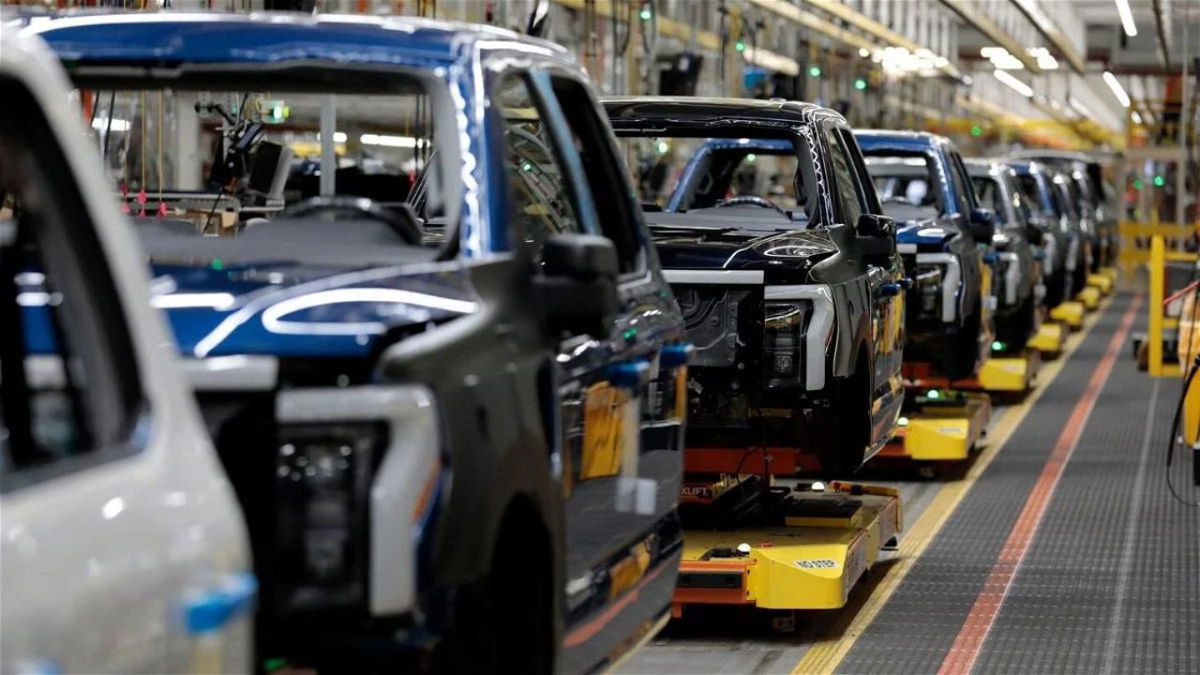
[1027,322,1067,355]
[1050,301,1086,328]
[977,351,1040,391]
[1087,273,1114,296]
[673,482,901,612]
[1077,285,1101,309]
[879,391,992,461]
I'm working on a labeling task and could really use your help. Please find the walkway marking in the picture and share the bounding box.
[790,301,1114,675]
[1100,377,1160,674]
[937,296,1142,675]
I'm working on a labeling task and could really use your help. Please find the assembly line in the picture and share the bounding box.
[0,3,1196,674]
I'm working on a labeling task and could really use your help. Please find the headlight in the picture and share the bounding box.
[914,264,943,319]
[275,423,385,610]
[763,301,808,388]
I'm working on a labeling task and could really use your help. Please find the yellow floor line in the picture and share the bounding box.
[791,304,1111,675]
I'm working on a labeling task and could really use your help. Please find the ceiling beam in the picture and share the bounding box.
[1151,0,1172,68]
[751,0,964,80]
[938,0,1042,73]
[1008,0,1086,74]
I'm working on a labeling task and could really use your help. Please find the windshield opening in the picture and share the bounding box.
[863,152,941,223]
[614,132,818,232]
[70,68,459,266]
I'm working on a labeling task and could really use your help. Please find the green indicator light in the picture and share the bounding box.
[521,161,533,172]
[808,66,822,78]
[639,6,652,20]
[927,389,941,400]
[657,140,670,154]
[622,327,638,340]
[1153,175,1165,187]
[746,153,757,162]
[854,78,867,91]
[971,125,983,137]
[991,340,1006,352]
[264,659,288,672]
[1133,179,1144,190]
[734,40,746,52]
[211,258,225,271]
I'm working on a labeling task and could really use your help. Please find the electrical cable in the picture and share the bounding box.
[1165,257,1200,506]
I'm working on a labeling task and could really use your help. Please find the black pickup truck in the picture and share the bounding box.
[32,14,688,674]
[604,97,905,476]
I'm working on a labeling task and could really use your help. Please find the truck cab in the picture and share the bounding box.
[28,14,687,673]
[1,25,253,673]
[604,97,905,476]
[855,130,996,379]
[1010,159,1089,307]
[965,159,1042,349]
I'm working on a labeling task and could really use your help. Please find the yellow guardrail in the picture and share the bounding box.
[1118,221,1198,276]
[1147,235,1199,378]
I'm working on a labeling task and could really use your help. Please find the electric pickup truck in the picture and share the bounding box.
[29,14,687,674]
[1010,159,1090,306]
[965,158,1043,348]
[1,25,253,673]
[855,130,996,379]
[604,97,906,476]
[1014,150,1115,272]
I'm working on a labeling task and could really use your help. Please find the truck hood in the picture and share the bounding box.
[19,260,476,359]
[651,228,837,277]
[150,260,476,358]
[895,220,961,251]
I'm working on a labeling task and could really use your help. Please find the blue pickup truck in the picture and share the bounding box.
[25,13,687,673]
[854,130,1000,379]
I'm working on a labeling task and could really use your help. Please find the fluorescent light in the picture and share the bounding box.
[91,117,130,132]
[993,69,1034,98]
[1103,71,1131,107]
[1131,110,1143,124]
[1115,0,1138,37]
[317,131,348,143]
[1029,47,1059,70]
[1068,95,1094,119]
[359,133,428,148]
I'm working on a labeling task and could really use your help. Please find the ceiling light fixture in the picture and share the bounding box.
[993,69,1034,98]
[1102,71,1131,107]
[1114,0,1138,37]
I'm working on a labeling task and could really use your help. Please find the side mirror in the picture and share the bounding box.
[856,213,896,263]
[535,234,619,339]
[967,207,996,243]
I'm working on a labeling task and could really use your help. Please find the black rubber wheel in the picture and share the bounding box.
[440,509,554,675]
[941,296,982,380]
[997,292,1037,347]
[816,352,871,478]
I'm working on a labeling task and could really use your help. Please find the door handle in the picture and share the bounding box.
[183,572,258,636]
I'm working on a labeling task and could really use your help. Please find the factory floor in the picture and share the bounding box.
[618,292,1199,674]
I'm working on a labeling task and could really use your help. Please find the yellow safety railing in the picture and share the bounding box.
[1147,235,1199,377]
[1119,221,1199,276]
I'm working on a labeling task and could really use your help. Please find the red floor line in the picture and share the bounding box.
[936,296,1143,675]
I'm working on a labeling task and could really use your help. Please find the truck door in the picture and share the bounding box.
[490,67,686,668]
[821,124,904,443]
[0,73,251,673]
